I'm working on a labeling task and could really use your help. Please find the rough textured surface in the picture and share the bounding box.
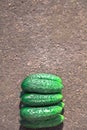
[0,0,87,130]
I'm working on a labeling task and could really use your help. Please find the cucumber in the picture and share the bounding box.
[29,73,62,82]
[21,93,63,106]
[20,103,63,121]
[20,114,64,128]
[21,73,64,93]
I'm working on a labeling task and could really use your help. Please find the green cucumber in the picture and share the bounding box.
[29,73,62,82]
[20,103,63,121]
[21,93,63,106]
[20,114,64,128]
[21,73,64,93]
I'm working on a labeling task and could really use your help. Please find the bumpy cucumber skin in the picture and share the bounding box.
[20,104,63,121]
[21,73,63,93]
[20,114,64,128]
[21,93,63,106]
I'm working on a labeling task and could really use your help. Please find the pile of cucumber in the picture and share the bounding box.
[20,73,65,129]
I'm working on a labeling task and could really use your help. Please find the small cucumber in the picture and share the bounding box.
[21,93,63,106]
[21,73,64,93]
[20,103,63,121]
[20,114,64,128]
[29,73,62,82]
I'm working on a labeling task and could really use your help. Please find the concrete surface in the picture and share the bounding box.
[0,0,87,130]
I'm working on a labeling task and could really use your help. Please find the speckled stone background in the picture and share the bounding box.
[0,0,87,130]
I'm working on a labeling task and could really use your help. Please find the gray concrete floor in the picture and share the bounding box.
[0,0,87,130]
